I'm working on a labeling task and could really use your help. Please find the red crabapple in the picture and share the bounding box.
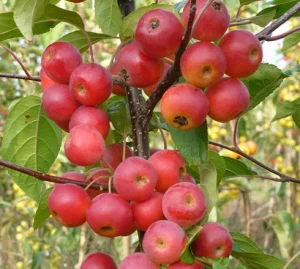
[119,253,160,269]
[80,252,117,269]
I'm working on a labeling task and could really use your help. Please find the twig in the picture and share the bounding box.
[145,0,197,124]
[283,249,300,269]
[0,43,33,79]
[209,141,300,184]
[0,73,40,81]
[231,4,244,21]
[233,116,240,149]
[256,2,300,41]
[0,159,109,191]
[79,29,94,63]
[264,26,300,41]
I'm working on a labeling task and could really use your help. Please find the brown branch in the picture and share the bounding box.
[0,43,33,79]
[209,141,300,184]
[0,159,109,191]
[144,0,197,125]
[264,26,300,41]
[256,2,300,41]
[0,73,40,81]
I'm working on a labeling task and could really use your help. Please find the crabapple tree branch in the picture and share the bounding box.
[0,159,109,191]
[256,2,300,41]
[264,26,300,41]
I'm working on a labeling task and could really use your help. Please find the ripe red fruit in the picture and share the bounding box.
[48,183,90,227]
[62,171,85,181]
[42,84,80,123]
[119,253,160,269]
[114,42,164,88]
[167,261,204,269]
[180,42,226,88]
[131,192,164,231]
[160,83,209,130]
[162,182,207,227]
[143,220,187,265]
[80,252,117,269]
[86,193,133,237]
[67,0,86,2]
[64,125,105,166]
[149,150,186,193]
[143,62,171,97]
[102,143,133,170]
[70,63,112,105]
[41,42,82,84]
[40,68,55,90]
[135,9,183,58]
[219,29,263,78]
[69,106,110,139]
[114,156,157,202]
[182,0,229,41]
[206,78,250,122]
[192,222,233,259]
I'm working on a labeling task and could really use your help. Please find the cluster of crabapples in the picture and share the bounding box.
[38,0,264,267]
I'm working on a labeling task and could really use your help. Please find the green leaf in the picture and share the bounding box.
[0,4,84,42]
[250,9,276,27]
[231,252,285,269]
[208,151,226,185]
[272,98,300,121]
[231,232,263,253]
[272,210,296,259]
[257,1,299,20]
[223,157,257,178]
[95,0,122,36]
[59,30,115,53]
[13,0,50,40]
[180,225,202,264]
[199,161,218,214]
[241,63,288,112]
[292,107,300,129]
[231,232,285,269]
[0,12,57,42]
[169,122,208,166]
[120,4,178,42]
[2,96,62,201]
[149,112,169,132]
[239,0,261,5]
[284,65,300,76]
[107,96,131,135]
[282,32,300,51]
[33,187,53,229]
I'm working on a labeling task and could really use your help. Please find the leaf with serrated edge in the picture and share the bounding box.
[2,96,62,202]
[13,0,49,40]
[33,187,53,229]
[120,4,179,42]
[282,32,300,51]
[223,157,257,178]
[199,161,218,214]
[231,232,263,253]
[95,0,122,36]
[241,63,288,112]
[272,98,300,121]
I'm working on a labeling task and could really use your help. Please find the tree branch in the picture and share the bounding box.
[256,2,300,41]
[0,159,109,191]
[209,141,300,184]
[264,26,300,41]
[0,73,40,81]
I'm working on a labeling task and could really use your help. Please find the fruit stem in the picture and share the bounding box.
[233,116,240,149]
[80,29,95,63]
[0,43,33,79]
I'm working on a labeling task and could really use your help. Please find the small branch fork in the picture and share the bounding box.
[1,1,300,189]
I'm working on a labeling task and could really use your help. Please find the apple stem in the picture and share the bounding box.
[80,28,95,63]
